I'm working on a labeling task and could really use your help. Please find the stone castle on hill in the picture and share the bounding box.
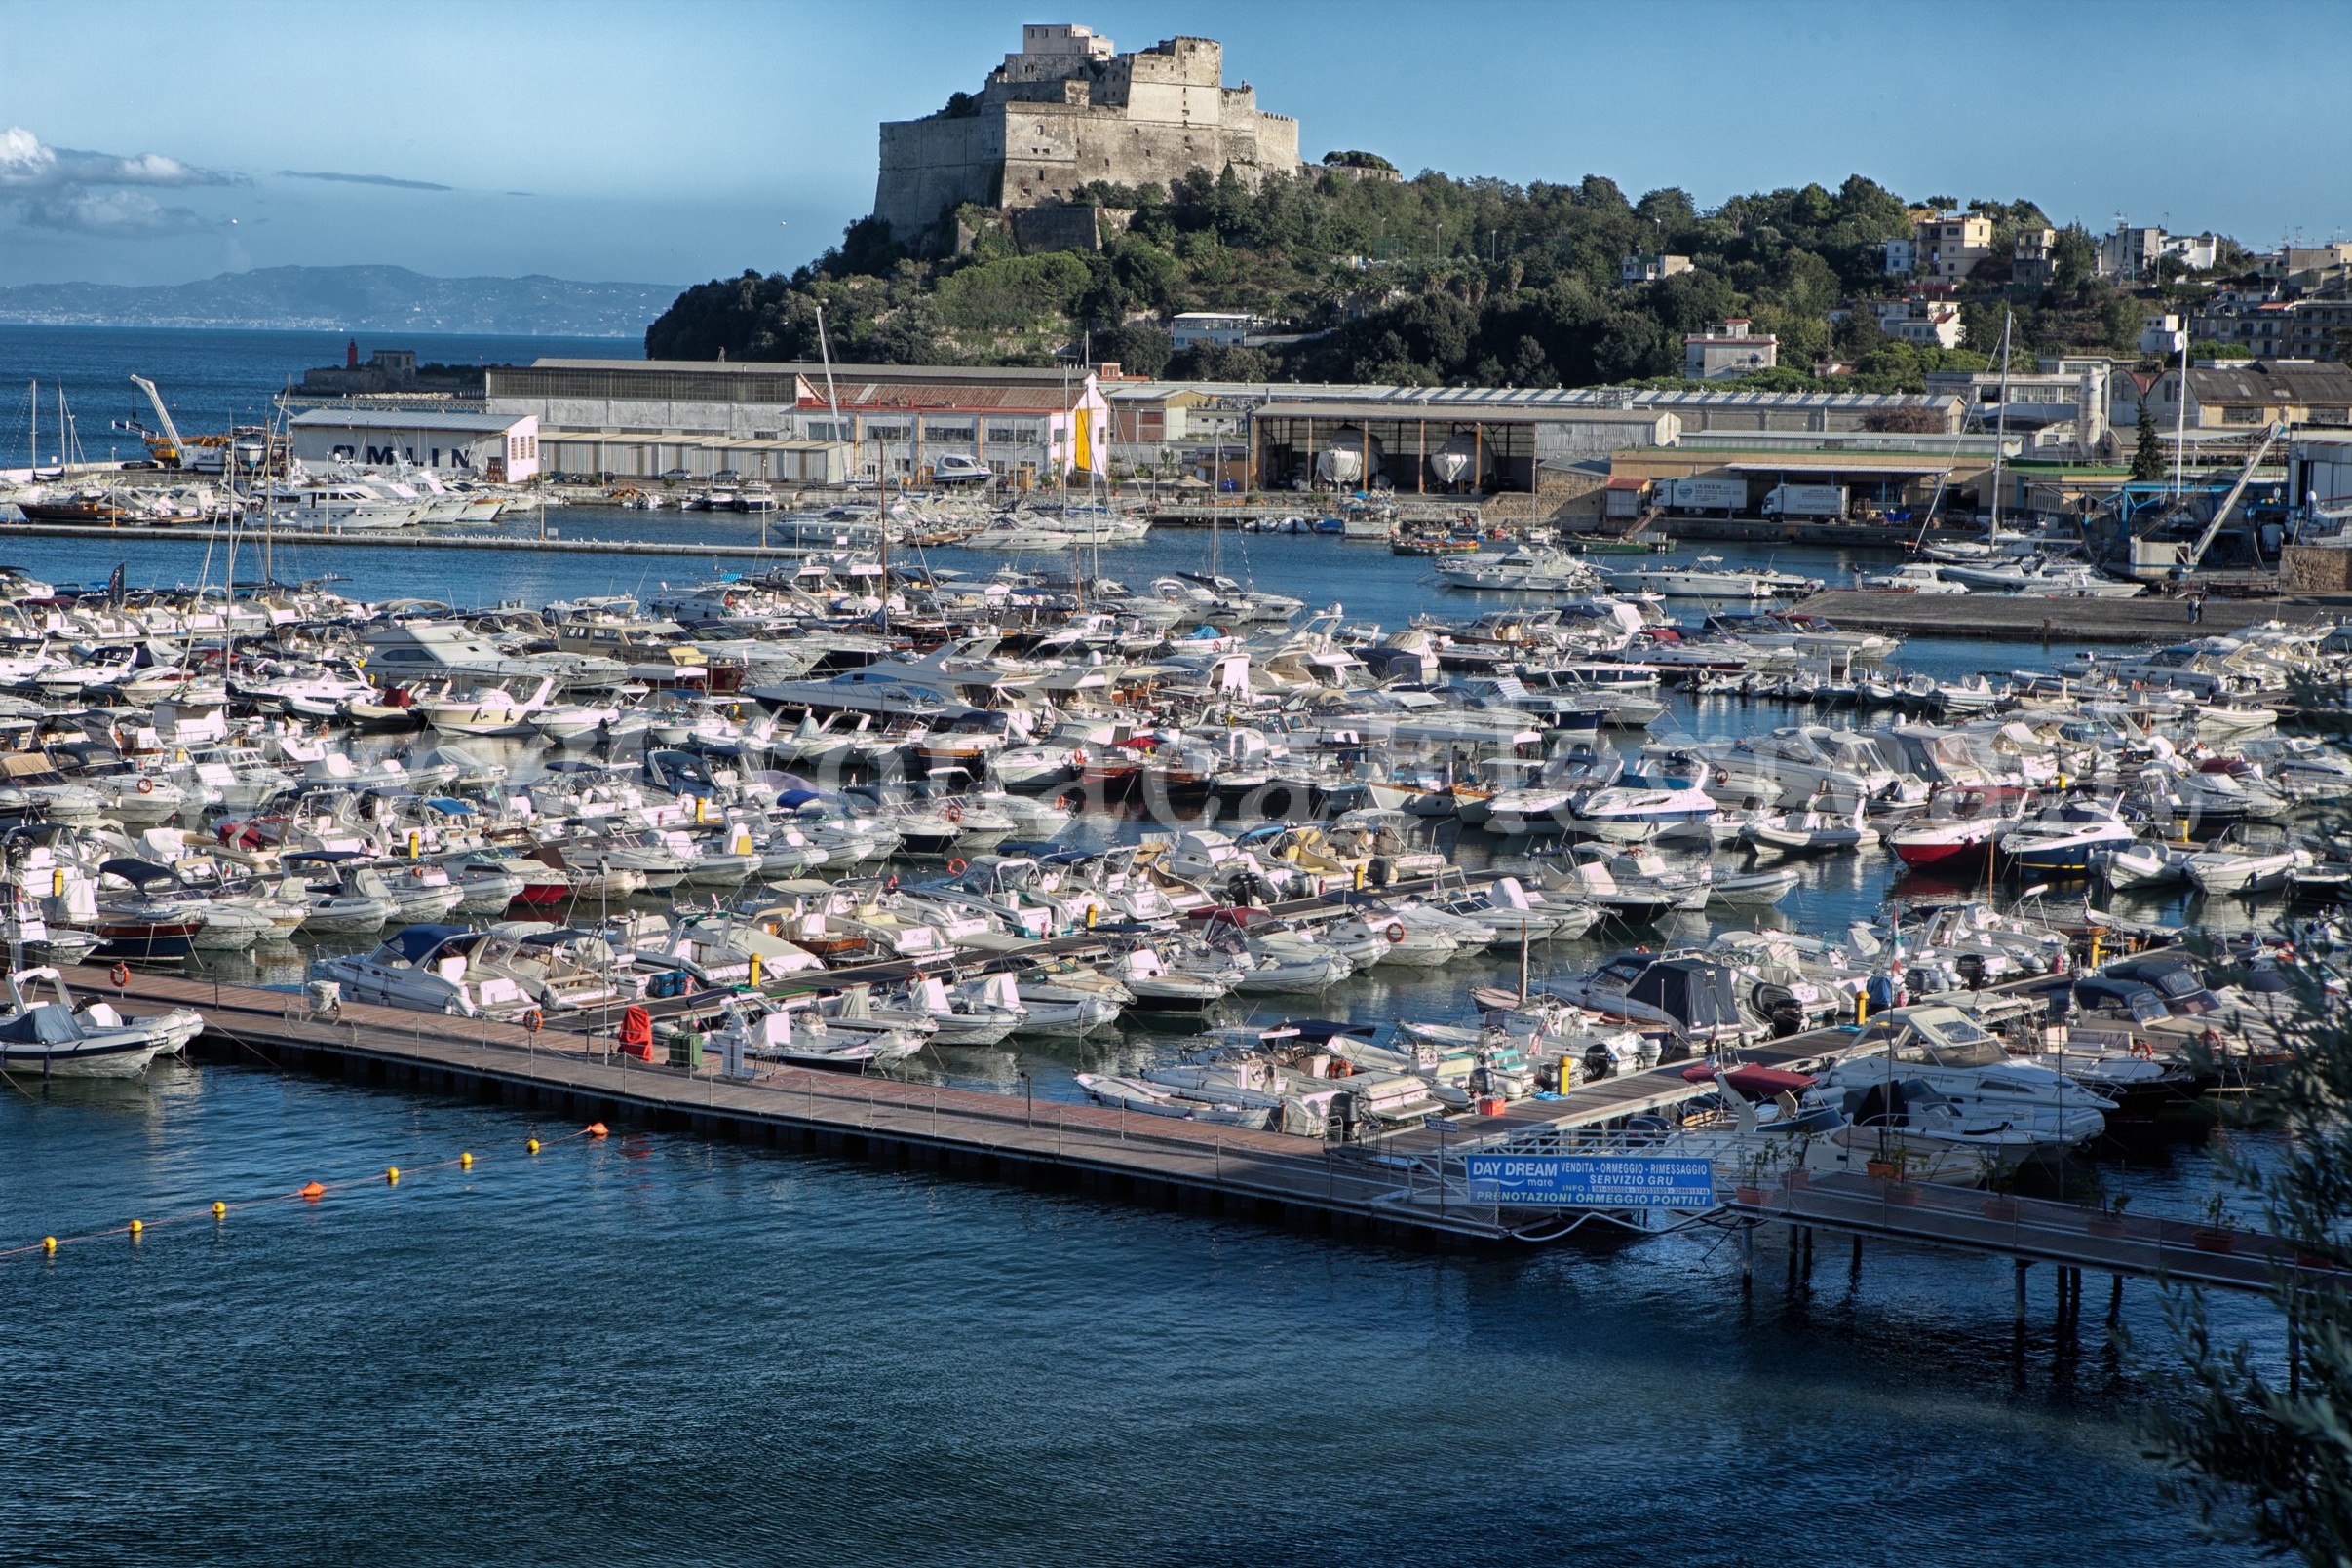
[873,23,1304,254]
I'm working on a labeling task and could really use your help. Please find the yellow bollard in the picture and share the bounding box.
[2089,935,2102,969]
[526,1138,541,1155]
[386,1166,400,1185]
[460,1152,473,1169]
[1856,993,1870,1026]
[51,867,62,898]
[211,1202,226,1219]
[408,830,421,860]
[748,952,762,988]
[1354,862,1365,891]
[1087,903,1098,929]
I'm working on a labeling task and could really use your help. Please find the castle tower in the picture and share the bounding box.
[873,24,1303,254]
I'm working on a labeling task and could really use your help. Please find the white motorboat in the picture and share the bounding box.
[1608,556,1820,597]
[709,997,924,1073]
[2096,838,2193,891]
[312,924,536,1018]
[1821,1005,2110,1149]
[1940,558,2144,597]
[2183,823,2313,897]
[1740,802,1880,858]
[1859,562,1967,594]
[1073,1072,1269,1128]
[0,966,202,1077]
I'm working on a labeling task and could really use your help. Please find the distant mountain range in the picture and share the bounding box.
[0,266,680,336]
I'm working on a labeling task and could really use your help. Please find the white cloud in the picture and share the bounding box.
[0,126,232,241]
[0,126,58,188]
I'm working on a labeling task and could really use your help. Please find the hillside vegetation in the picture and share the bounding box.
[645,164,2161,391]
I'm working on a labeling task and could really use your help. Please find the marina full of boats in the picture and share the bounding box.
[0,535,2337,1197]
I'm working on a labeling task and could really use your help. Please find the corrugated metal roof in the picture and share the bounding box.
[289,409,525,433]
[1721,460,1957,475]
[2186,363,2352,403]
[1099,379,1955,410]
[829,382,1078,411]
[525,358,1080,384]
[1253,399,1671,423]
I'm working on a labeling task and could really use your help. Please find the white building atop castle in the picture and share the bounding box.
[873,24,1303,253]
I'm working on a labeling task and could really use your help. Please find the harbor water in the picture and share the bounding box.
[0,327,2274,1565]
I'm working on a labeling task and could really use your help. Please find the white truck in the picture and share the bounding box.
[1760,483,1847,519]
[1660,478,1748,515]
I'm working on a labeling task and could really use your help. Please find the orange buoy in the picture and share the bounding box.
[586,1122,609,1138]
[299,1181,326,1201]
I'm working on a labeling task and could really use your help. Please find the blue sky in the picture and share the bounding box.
[2,0,2346,288]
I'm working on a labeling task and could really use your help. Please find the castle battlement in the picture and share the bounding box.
[873,23,1304,254]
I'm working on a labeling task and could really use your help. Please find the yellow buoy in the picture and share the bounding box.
[42,1236,57,1254]
[128,1219,143,1237]
[211,1202,226,1219]
[386,1166,400,1184]
[459,1152,473,1169]
[526,1138,541,1155]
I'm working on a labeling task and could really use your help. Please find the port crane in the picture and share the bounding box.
[126,374,186,466]
[2178,421,2285,571]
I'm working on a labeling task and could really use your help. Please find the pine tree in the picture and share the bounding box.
[2132,402,2166,482]
[2146,941,2352,1562]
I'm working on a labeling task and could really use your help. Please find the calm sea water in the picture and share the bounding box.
[0,327,2265,1566]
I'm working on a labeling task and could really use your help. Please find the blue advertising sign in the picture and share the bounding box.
[1463,1154,1716,1209]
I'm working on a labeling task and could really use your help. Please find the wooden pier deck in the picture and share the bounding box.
[1797,588,2341,641]
[1723,1171,2338,1295]
[67,949,2333,1286]
[75,966,1525,1247]
[0,521,825,559]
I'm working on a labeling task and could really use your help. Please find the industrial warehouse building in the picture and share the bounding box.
[1248,401,1679,494]
[482,360,1108,486]
[287,408,541,481]
[1099,380,1963,495]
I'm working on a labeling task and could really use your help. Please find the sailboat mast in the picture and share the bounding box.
[814,303,878,634]
[1988,311,2013,535]
[2171,338,2189,501]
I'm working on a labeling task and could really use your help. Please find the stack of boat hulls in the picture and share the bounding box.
[0,556,2337,1192]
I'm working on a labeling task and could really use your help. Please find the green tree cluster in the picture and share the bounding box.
[641,165,2138,392]
[2147,925,2352,1565]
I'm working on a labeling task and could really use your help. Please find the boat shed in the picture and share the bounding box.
[288,408,540,482]
[1606,432,2015,517]
[1249,400,1677,495]
[485,359,1108,485]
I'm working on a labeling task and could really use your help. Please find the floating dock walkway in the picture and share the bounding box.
[1796,588,2339,640]
[0,521,819,559]
[55,959,2336,1289]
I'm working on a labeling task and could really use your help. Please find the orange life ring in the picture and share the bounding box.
[943,802,964,823]
[110,962,130,988]
[1385,923,1407,943]
[2131,1040,2154,1059]
[947,858,969,875]
[523,1008,544,1034]
[136,777,155,795]
[885,873,900,892]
